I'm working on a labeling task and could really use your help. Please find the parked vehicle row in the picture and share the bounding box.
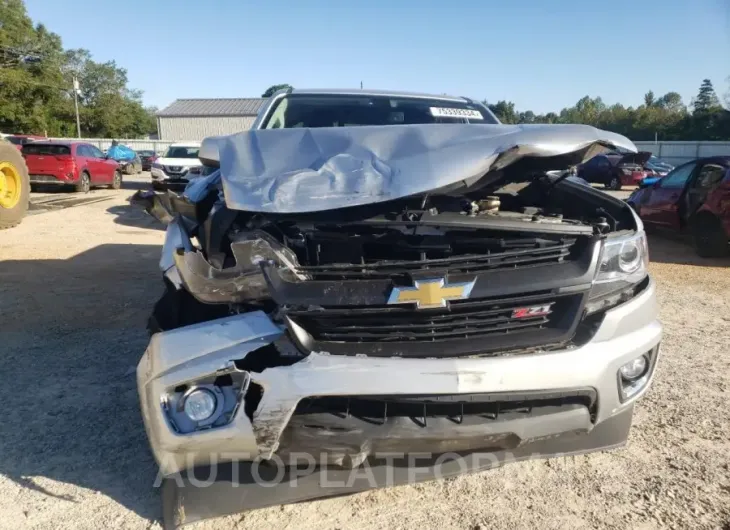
[577,152,675,190]
[23,141,122,192]
[137,150,158,171]
[644,155,674,176]
[628,156,730,257]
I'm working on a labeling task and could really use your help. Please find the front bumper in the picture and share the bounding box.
[150,167,190,188]
[138,277,661,476]
[163,407,634,527]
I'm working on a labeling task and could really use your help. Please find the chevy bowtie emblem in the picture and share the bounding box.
[387,277,476,309]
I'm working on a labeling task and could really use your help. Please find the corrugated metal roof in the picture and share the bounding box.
[157,98,266,117]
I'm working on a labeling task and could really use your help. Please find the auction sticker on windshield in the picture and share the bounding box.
[429,107,484,119]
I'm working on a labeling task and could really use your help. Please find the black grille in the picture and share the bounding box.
[288,291,578,345]
[295,389,597,424]
[284,225,580,280]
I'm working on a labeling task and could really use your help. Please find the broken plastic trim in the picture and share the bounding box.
[172,231,303,304]
[129,189,176,225]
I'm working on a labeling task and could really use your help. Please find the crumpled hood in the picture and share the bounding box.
[202,123,636,213]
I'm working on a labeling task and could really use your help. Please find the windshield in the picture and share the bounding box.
[7,136,26,145]
[137,150,154,156]
[262,94,500,129]
[22,144,70,155]
[164,146,199,158]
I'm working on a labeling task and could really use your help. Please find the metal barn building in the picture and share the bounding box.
[156,98,267,141]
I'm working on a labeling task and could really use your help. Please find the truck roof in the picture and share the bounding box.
[286,88,471,103]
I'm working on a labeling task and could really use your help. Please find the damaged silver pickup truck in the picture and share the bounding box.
[134,89,661,528]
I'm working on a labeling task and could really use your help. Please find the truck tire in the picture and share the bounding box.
[0,142,30,230]
[692,214,729,258]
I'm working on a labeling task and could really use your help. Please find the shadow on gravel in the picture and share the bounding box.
[0,244,165,524]
[107,203,165,231]
[121,177,153,191]
[647,234,730,268]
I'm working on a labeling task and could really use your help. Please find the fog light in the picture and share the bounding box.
[618,349,658,402]
[183,388,217,422]
[619,355,648,381]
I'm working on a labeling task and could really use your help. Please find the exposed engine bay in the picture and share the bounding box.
[131,123,646,359]
[190,172,630,274]
[137,168,637,358]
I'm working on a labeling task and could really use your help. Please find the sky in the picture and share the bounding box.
[24,0,730,114]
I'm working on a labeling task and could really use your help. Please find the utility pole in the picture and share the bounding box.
[360,81,363,89]
[72,75,81,138]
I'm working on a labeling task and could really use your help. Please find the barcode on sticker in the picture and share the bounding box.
[429,107,484,119]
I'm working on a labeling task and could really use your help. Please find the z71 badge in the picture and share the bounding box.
[511,304,554,319]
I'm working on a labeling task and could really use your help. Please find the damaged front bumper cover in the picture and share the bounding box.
[138,279,661,526]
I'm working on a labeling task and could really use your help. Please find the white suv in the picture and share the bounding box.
[150,142,202,189]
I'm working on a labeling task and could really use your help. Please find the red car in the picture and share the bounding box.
[627,156,730,257]
[578,151,652,190]
[6,134,46,150]
[22,141,122,192]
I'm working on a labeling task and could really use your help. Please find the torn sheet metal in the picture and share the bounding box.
[204,124,637,213]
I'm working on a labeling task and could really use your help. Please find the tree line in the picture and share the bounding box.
[484,78,730,141]
[0,0,157,138]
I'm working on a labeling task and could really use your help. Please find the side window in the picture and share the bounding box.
[89,146,104,158]
[659,163,696,189]
[76,145,90,157]
[693,164,726,189]
[263,97,288,129]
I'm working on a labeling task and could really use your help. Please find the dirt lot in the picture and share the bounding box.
[1,176,729,530]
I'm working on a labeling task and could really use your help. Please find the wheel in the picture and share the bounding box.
[75,171,91,193]
[692,215,729,258]
[110,170,122,190]
[0,142,30,229]
[606,175,622,191]
[125,163,135,175]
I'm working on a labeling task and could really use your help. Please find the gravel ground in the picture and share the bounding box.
[0,176,729,530]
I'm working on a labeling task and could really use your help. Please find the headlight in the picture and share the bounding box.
[585,231,649,315]
[151,162,163,170]
[595,231,648,285]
